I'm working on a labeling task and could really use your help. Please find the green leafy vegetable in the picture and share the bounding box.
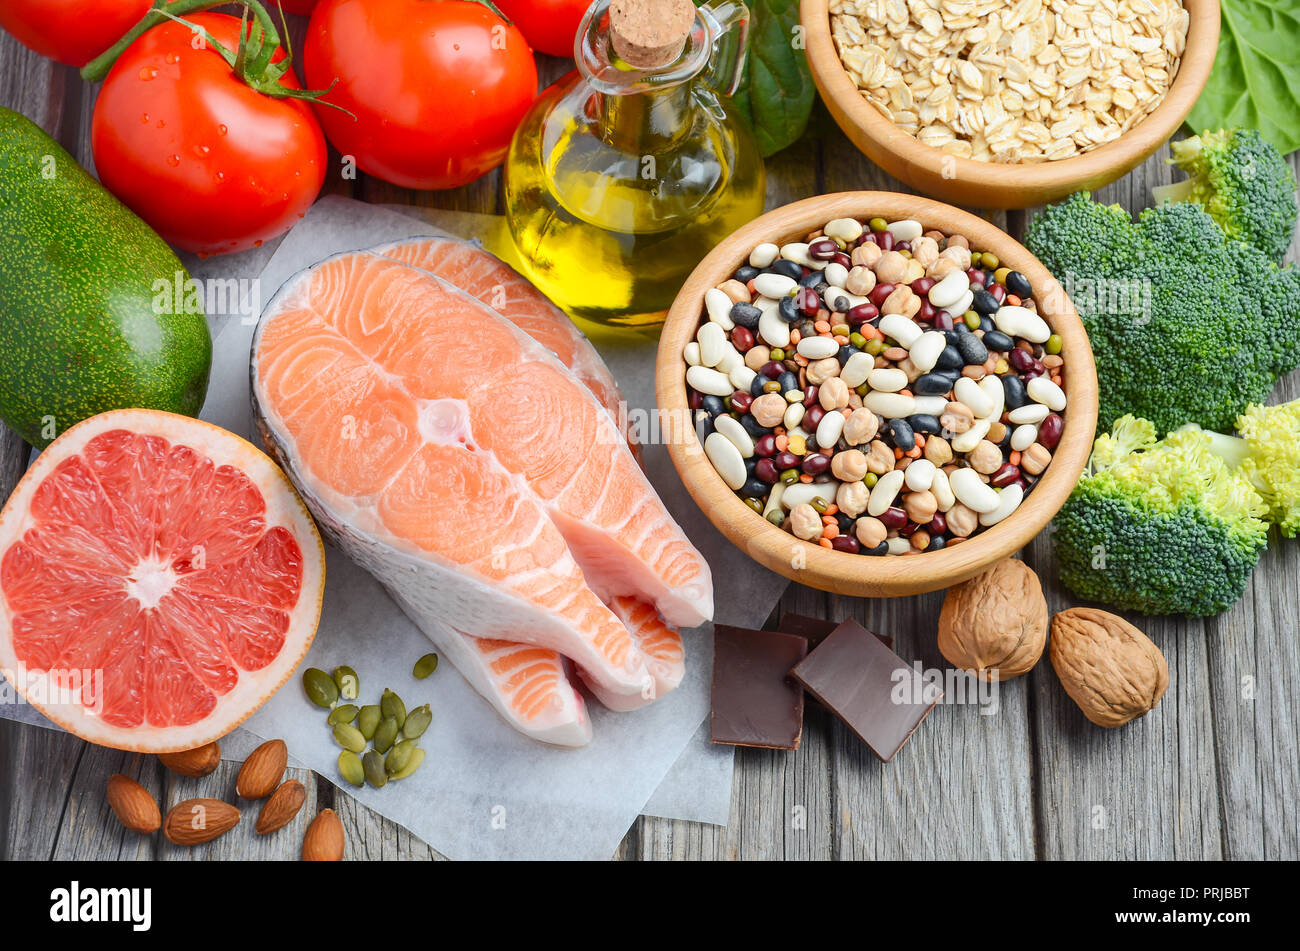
[727,0,815,157]
[1186,0,1300,155]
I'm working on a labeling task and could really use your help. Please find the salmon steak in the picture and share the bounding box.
[251,252,710,745]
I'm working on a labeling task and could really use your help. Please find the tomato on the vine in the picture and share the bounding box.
[494,0,591,58]
[0,0,153,67]
[91,13,327,256]
[304,0,538,191]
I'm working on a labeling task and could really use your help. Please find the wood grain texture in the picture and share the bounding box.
[1,27,1298,861]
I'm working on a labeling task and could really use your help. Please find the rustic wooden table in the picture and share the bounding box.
[2,26,1298,862]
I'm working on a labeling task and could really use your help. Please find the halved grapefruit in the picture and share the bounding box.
[0,409,324,752]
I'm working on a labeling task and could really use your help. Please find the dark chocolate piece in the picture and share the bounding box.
[711,625,808,750]
[790,619,940,762]
[778,613,893,651]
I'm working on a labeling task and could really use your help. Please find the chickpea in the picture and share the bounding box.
[910,236,940,269]
[831,448,869,482]
[925,434,953,466]
[946,502,979,538]
[939,244,971,270]
[873,250,909,285]
[836,480,871,518]
[806,357,841,385]
[845,266,876,296]
[1022,443,1053,475]
[788,503,823,541]
[926,256,960,280]
[944,234,969,250]
[842,410,879,446]
[897,356,923,382]
[864,439,895,475]
[910,530,931,551]
[750,393,788,428]
[718,279,751,304]
[881,284,915,316]
[987,421,1008,444]
[851,242,882,268]
[903,259,926,284]
[744,344,771,371]
[968,440,1004,475]
[940,401,975,435]
[903,490,938,525]
[819,377,851,410]
[855,516,888,549]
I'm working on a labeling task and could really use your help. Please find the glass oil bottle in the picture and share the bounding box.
[503,0,765,333]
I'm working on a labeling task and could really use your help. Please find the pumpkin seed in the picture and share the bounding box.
[402,704,432,740]
[380,688,406,728]
[332,723,366,754]
[328,703,359,726]
[389,747,426,781]
[412,653,439,679]
[302,668,338,708]
[332,665,360,700]
[385,739,416,776]
[373,716,399,754]
[337,751,365,788]
[362,750,388,789]
[357,704,381,739]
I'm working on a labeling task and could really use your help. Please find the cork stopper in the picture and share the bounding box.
[609,0,696,68]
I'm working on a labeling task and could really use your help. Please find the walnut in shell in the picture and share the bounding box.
[937,557,1047,680]
[1049,608,1169,728]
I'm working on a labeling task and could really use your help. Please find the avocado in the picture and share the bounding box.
[0,106,211,448]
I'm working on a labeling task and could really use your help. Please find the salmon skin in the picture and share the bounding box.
[251,252,711,744]
[373,237,638,457]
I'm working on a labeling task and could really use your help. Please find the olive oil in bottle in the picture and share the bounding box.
[503,0,765,332]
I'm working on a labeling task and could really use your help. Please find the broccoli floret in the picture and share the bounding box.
[1152,130,1298,263]
[1052,417,1270,617]
[1026,192,1300,434]
[1235,400,1300,537]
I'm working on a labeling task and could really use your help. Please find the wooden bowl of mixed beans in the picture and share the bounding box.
[655,192,1098,597]
[800,0,1220,209]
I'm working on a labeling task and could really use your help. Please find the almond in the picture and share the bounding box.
[106,774,161,835]
[163,798,241,846]
[302,808,345,861]
[158,741,221,778]
[236,738,287,799]
[256,780,307,835]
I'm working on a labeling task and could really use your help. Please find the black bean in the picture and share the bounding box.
[943,329,962,345]
[749,375,767,397]
[833,295,852,313]
[741,477,769,498]
[733,265,760,283]
[740,414,769,439]
[954,322,971,335]
[979,315,995,333]
[971,287,999,315]
[956,333,988,365]
[729,302,761,329]
[914,372,954,396]
[1002,374,1029,410]
[745,456,758,475]
[778,295,799,324]
[887,418,915,451]
[694,410,714,440]
[837,345,855,365]
[777,371,799,394]
[926,535,947,551]
[771,259,802,280]
[862,541,889,556]
[799,270,824,288]
[935,344,963,371]
[836,512,856,534]
[1006,270,1032,298]
[701,395,726,417]
[982,330,1014,351]
[907,413,943,434]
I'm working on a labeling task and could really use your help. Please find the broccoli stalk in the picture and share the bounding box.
[1052,415,1270,617]
[1152,130,1298,263]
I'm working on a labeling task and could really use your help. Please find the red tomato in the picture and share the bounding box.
[494,0,590,58]
[91,13,327,256]
[0,0,152,67]
[304,0,537,190]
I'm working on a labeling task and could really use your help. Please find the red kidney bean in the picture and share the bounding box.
[801,453,831,475]
[932,310,954,331]
[688,389,703,411]
[877,231,895,252]
[761,361,784,379]
[803,384,818,408]
[929,513,947,535]
[755,458,780,484]
[895,240,911,253]
[990,283,1007,303]
[798,286,821,317]
[831,535,860,554]
[878,507,907,530]
[900,520,921,537]
[1022,363,1046,381]
[754,433,776,456]
[847,302,878,325]
[991,463,1021,487]
[911,276,935,296]
[869,282,895,307]
[730,391,753,414]
[731,326,754,352]
[966,267,984,285]
[805,405,826,430]
[1039,413,1063,449]
[1008,349,1035,373]
[832,251,852,269]
[808,238,838,261]
[917,300,937,321]
[774,451,800,470]
[861,232,880,246]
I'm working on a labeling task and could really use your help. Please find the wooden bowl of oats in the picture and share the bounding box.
[801,0,1220,209]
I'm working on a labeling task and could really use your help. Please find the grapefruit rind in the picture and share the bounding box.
[0,409,325,753]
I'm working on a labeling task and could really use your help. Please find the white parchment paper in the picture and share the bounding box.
[1,196,786,857]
